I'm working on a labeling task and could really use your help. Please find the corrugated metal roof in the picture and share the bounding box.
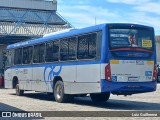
[0,0,57,10]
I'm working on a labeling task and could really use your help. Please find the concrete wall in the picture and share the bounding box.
[0,0,57,10]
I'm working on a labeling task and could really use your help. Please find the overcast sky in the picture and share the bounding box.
[57,0,160,35]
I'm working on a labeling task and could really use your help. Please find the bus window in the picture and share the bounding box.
[23,46,33,64]
[110,29,153,49]
[52,41,59,61]
[77,33,97,59]
[60,37,76,61]
[39,44,45,63]
[33,45,40,63]
[46,42,53,62]
[60,39,69,61]
[5,50,14,67]
[14,48,22,65]
[33,43,45,63]
[109,29,154,58]
[46,41,59,62]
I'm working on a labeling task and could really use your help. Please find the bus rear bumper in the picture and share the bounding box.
[100,79,157,95]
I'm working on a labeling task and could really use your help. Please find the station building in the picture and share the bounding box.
[0,0,72,73]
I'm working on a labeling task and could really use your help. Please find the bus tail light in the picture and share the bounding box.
[153,64,157,81]
[105,64,112,81]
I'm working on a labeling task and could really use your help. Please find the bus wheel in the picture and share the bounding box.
[90,92,110,102]
[16,84,24,96]
[54,81,72,103]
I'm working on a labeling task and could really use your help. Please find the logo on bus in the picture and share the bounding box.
[44,65,62,86]
[145,71,152,76]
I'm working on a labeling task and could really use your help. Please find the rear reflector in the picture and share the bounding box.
[153,64,157,81]
[105,64,112,81]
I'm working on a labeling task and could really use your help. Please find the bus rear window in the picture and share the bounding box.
[109,29,154,50]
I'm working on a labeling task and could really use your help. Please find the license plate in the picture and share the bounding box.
[128,77,139,81]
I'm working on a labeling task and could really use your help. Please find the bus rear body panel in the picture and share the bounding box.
[101,80,156,95]
[100,24,157,95]
[100,61,156,95]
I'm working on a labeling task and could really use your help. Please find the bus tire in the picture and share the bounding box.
[16,84,24,96]
[54,81,72,103]
[90,92,110,102]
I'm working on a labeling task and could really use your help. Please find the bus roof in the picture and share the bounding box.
[43,28,77,37]
[7,23,154,49]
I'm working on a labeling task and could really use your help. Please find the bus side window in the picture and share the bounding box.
[14,48,22,65]
[68,37,76,60]
[23,48,27,64]
[33,45,40,63]
[46,42,53,62]
[53,41,59,61]
[5,50,11,67]
[28,46,33,64]
[60,39,68,61]
[33,43,45,63]
[39,44,45,63]
[46,41,59,62]
[88,34,97,58]
[77,33,97,59]
[23,46,33,64]
[60,37,76,61]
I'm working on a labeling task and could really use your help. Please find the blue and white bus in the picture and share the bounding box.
[4,23,157,103]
